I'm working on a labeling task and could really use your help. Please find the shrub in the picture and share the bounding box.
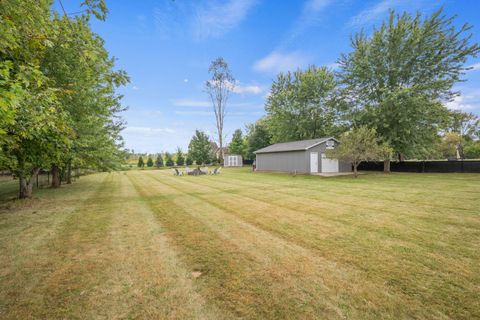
[155,154,164,168]
[165,152,174,167]
[137,156,144,168]
[146,156,153,167]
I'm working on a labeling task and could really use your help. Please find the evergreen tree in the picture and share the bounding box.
[155,154,164,168]
[186,156,193,166]
[229,129,246,156]
[137,156,144,168]
[245,119,272,160]
[165,152,174,166]
[188,130,214,165]
[176,147,185,166]
[146,156,154,167]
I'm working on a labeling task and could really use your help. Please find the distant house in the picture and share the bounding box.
[210,141,227,161]
[224,154,243,167]
[254,137,351,174]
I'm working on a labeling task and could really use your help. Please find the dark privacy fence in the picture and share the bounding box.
[358,160,480,173]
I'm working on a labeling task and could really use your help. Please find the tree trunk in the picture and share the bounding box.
[18,169,39,199]
[51,165,61,188]
[219,136,224,165]
[66,161,72,184]
[353,162,358,178]
[383,159,391,173]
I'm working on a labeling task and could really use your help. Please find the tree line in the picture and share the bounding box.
[0,0,128,198]
[229,9,480,170]
[131,130,221,168]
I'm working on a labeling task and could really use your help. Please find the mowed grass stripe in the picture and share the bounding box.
[163,171,479,245]
[99,173,220,319]
[211,169,479,212]
[139,171,449,319]
[1,170,478,319]
[0,173,113,318]
[150,170,479,319]
[221,169,480,208]
[128,171,353,319]
[153,171,476,257]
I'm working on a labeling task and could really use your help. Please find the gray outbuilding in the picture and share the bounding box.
[254,137,351,174]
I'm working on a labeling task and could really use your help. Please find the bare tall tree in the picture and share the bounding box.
[205,57,234,164]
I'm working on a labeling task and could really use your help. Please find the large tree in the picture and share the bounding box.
[443,111,479,159]
[43,12,128,186]
[205,57,234,165]
[0,0,73,197]
[188,130,214,165]
[0,0,128,197]
[245,119,271,160]
[338,9,480,171]
[229,129,246,156]
[265,66,343,143]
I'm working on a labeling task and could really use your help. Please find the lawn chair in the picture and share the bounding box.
[200,167,209,175]
[185,167,194,175]
[173,168,183,176]
[211,167,221,175]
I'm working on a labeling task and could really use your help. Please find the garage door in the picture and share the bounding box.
[321,153,338,173]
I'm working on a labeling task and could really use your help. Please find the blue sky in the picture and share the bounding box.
[54,0,480,153]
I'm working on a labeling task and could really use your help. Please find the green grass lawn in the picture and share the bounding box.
[0,168,479,319]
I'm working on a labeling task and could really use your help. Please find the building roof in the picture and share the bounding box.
[255,137,337,154]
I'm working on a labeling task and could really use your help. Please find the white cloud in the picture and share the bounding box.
[154,5,180,39]
[277,0,333,48]
[183,78,189,83]
[175,110,256,117]
[172,98,262,109]
[171,98,211,107]
[175,111,214,116]
[253,51,309,74]
[122,126,190,153]
[445,94,479,112]
[348,0,431,29]
[467,63,480,72]
[193,0,258,40]
[327,62,339,70]
[123,126,176,136]
[132,85,139,90]
[349,0,394,28]
[292,0,331,34]
[305,0,332,12]
[232,82,263,95]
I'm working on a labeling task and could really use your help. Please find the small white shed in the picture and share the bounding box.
[224,154,243,167]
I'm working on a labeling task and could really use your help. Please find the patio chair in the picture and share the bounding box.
[173,168,183,176]
[211,167,221,175]
[200,167,209,175]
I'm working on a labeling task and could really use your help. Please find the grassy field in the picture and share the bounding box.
[0,168,479,319]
